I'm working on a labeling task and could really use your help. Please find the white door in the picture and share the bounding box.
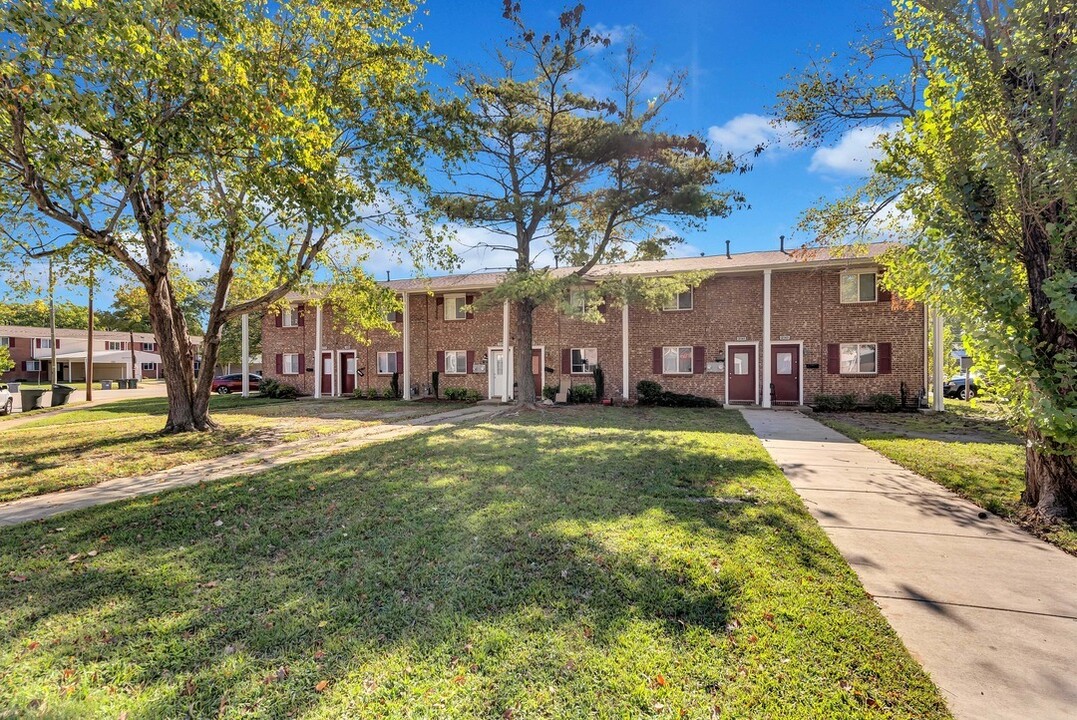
[488,348,513,400]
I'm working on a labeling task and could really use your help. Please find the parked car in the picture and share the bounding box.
[944,375,980,399]
[0,384,11,415]
[211,373,262,394]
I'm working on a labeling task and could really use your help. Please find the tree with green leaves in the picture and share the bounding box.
[777,1,1076,520]
[0,346,12,376]
[0,0,462,431]
[0,299,93,329]
[434,2,744,406]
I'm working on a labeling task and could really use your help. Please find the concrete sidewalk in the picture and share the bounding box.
[0,405,500,527]
[741,409,1077,720]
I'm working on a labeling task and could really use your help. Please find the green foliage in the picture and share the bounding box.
[259,378,299,400]
[591,364,605,400]
[0,300,94,330]
[567,384,596,404]
[635,380,664,405]
[443,387,481,403]
[813,394,859,412]
[542,384,558,402]
[352,388,367,400]
[869,393,900,413]
[382,386,395,400]
[0,346,12,375]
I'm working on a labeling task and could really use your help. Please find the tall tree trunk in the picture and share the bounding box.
[1023,426,1077,519]
[514,297,537,407]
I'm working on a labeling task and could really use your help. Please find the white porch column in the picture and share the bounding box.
[241,313,250,398]
[621,303,630,399]
[761,269,772,408]
[313,305,323,399]
[502,300,511,402]
[402,293,411,400]
[933,306,945,411]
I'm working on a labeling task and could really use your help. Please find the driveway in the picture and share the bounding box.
[741,408,1077,720]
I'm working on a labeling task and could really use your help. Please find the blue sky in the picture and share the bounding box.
[9,0,896,309]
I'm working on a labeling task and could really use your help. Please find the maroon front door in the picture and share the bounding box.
[771,343,800,405]
[531,349,543,397]
[726,344,757,404]
[339,352,356,395]
[321,352,333,395]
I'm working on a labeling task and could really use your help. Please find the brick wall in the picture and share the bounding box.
[261,265,926,405]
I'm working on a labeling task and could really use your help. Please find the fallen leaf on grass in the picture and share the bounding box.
[9,574,27,583]
[315,680,329,692]
[313,650,326,660]
[653,673,667,687]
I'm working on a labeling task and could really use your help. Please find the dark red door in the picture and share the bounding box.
[771,344,800,404]
[321,352,333,395]
[531,349,543,397]
[339,352,356,395]
[726,344,757,404]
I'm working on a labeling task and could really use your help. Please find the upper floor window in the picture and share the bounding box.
[662,289,693,311]
[141,342,155,351]
[106,341,123,351]
[662,346,693,374]
[444,294,467,321]
[281,306,300,327]
[37,338,53,349]
[570,348,597,374]
[840,272,877,303]
[569,288,592,313]
[0,336,8,347]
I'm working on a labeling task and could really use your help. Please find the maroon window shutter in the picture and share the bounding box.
[275,312,282,328]
[396,351,404,373]
[54,339,60,349]
[299,354,306,374]
[878,342,892,374]
[562,348,571,373]
[275,353,283,374]
[826,344,840,374]
[297,304,306,326]
[436,351,445,373]
[465,294,474,320]
[652,347,662,375]
[35,338,41,348]
[466,350,475,374]
[21,361,27,371]
[693,346,705,374]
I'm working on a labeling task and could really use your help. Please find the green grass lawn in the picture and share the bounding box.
[816,405,1077,555]
[0,396,463,503]
[0,408,949,719]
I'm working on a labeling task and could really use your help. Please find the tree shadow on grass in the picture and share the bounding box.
[0,408,948,718]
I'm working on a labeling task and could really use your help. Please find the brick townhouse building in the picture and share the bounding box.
[0,326,203,383]
[260,242,927,407]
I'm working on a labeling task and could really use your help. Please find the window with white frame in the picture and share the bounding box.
[571,348,597,374]
[443,350,467,375]
[840,272,877,303]
[141,362,156,371]
[0,336,8,347]
[282,353,301,375]
[376,351,398,374]
[662,289,693,311]
[569,288,591,313]
[25,360,41,371]
[141,342,155,351]
[840,343,877,374]
[106,341,123,351]
[443,294,467,321]
[662,346,693,374]
[38,338,53,349]
[281,306,300,327]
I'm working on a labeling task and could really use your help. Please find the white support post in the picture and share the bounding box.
[502,300,511,402]
[761,269,772,408]
[933,307,945,411]
[313,305,323,399]
[241,314,250,398]
[621,303,630,400]
[402,293,411,400]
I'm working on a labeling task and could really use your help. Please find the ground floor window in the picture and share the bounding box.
[840,343,877,374]
[663,346,693,374]
[571,348,597,374]
[443,350,467,375]
[282,353,301,375]
[377,351,398,375]
[25,360,41,372]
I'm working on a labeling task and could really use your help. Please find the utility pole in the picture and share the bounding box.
[86,266,94,401]
[48,257,57,386]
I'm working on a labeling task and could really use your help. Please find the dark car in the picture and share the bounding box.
[944,376,980,399]
[211,373,262,394]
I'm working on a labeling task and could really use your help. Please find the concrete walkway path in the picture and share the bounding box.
[0,405,500,527]
[741,409,1077,720]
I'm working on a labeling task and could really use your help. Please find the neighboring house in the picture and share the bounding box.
[215,355,263,377]
[0,325,204,383]
[261,242,927,406]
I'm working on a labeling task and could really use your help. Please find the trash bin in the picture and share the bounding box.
[117,379,129,389]
[20,388,47,411]
[7,381,20,394]
[51,384,76,407]
[129,379,139,390]
[100,379,112,390]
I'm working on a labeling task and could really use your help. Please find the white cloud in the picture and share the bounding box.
[707,114,800,157]
[809,124,899,175]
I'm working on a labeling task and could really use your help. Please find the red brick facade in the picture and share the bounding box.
[261,250,927,406]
